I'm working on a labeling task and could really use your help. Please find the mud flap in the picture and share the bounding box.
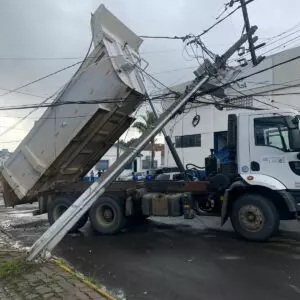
[221,189,230,226]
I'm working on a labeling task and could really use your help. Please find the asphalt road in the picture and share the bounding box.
[1,200,300,300]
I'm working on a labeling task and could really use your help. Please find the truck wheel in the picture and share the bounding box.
[48,196,88,232]
[230,194,279,241]
[89,196,126,234]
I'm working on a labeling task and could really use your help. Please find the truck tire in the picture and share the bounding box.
[89,195,126,234]
[48,196,88,232]
[230,194,279,241]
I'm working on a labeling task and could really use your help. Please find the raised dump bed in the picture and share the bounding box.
[1,4,146,206]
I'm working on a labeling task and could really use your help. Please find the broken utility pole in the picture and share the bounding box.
[27,5,261,262]
[239,0,265,65]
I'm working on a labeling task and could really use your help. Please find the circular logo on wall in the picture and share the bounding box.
[241,165,249,173]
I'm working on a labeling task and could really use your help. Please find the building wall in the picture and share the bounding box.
[164,46,300,168]
[87,145,163,178]
[139,150,163,170]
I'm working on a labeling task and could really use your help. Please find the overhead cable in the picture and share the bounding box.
[197,0,254,38]
[0,38,94,138]
[0,61,83,98]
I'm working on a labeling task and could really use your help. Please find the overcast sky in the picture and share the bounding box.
[0,0,299,150]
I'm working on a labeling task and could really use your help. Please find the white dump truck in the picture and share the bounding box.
[1,4,146,207]
[2,5,300,249]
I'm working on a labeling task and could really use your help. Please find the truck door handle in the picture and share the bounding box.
[251,161,260,171]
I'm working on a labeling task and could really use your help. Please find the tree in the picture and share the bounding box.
[133,111,156,169]
[119,138,138,147]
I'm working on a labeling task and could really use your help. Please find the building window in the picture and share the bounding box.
[124,162,132,170]
[254,117,290,152]
[97,160,109,170]
[142,159,158,169]
[226,96,253,110]
[175,134,201,148]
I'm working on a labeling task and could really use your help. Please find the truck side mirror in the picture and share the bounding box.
[292,116,299,126]
[289,129,300,151]
[285,116,299,129]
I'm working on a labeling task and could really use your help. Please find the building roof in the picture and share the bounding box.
[143,143,165,154]
[112,142,143,157]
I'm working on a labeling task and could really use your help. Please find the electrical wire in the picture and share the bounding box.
[218,75,278,109]
[0,62,191,102]
[139,34,192,41]
[0,38,94,138]
[261,35,300,56]
[223,80,300,101]
[260,29,300,50]
[0,96,172,124]
[137,1,253,42]
[187,34,277,110]
[134,64,180,96]
[0,61,83,98]
[0,95,175,112]
[191,98,261,110]
[151,66,198,76]
[1,53,300,114]
[0,92,59,138]
[0,48,183,61]
[196,0,254,38]
[261,21,300,42]
[198,54,300,98]
[235,91,300,97]
[3,42,300,140]
[147,43,300,113]
[0,87,45,99]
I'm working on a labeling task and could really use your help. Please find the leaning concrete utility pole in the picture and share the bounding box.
[147,96,186,174]
[239,0,265,65]
[27,75,210,261]
[27,11,257,262]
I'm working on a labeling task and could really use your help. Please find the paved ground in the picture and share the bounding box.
[0,231,107,299]
[1,200,300,300]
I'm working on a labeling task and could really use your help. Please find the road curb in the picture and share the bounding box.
[52,257,116,300]
[0,223,116,299]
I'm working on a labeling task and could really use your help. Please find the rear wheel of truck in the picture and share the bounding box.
[48,196,88,232]
[230,194,279,241]
[89,195,126,234]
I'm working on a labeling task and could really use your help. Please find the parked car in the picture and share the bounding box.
[155,172,194,181]
[119,172,146,181]
[155,172,184,181]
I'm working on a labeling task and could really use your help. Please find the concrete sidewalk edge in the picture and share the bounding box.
[0,223,116,300]
[52,257,116,300]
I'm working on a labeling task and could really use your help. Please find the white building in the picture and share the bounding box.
[88,143,164,177]
[163,46,300,168]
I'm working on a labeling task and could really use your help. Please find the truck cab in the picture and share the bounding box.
[221,108,300,240]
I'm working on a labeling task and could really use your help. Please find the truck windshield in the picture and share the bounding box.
[254,116,300,152]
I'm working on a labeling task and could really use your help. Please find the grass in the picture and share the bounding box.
[0,257,37,281]
[87,275,98,285]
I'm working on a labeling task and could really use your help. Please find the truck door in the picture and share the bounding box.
[214,131,228,174]
[248,114,300,190]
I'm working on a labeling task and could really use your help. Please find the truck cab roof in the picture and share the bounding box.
[236,108,299,117]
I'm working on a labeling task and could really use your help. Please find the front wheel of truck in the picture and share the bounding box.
[48,196,88,232]
[230,194,280,241]
[89,195,126,234]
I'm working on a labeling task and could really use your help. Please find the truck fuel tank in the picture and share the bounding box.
[142,193,183,217]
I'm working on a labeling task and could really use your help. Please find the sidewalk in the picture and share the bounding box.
[0,230,113,300]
